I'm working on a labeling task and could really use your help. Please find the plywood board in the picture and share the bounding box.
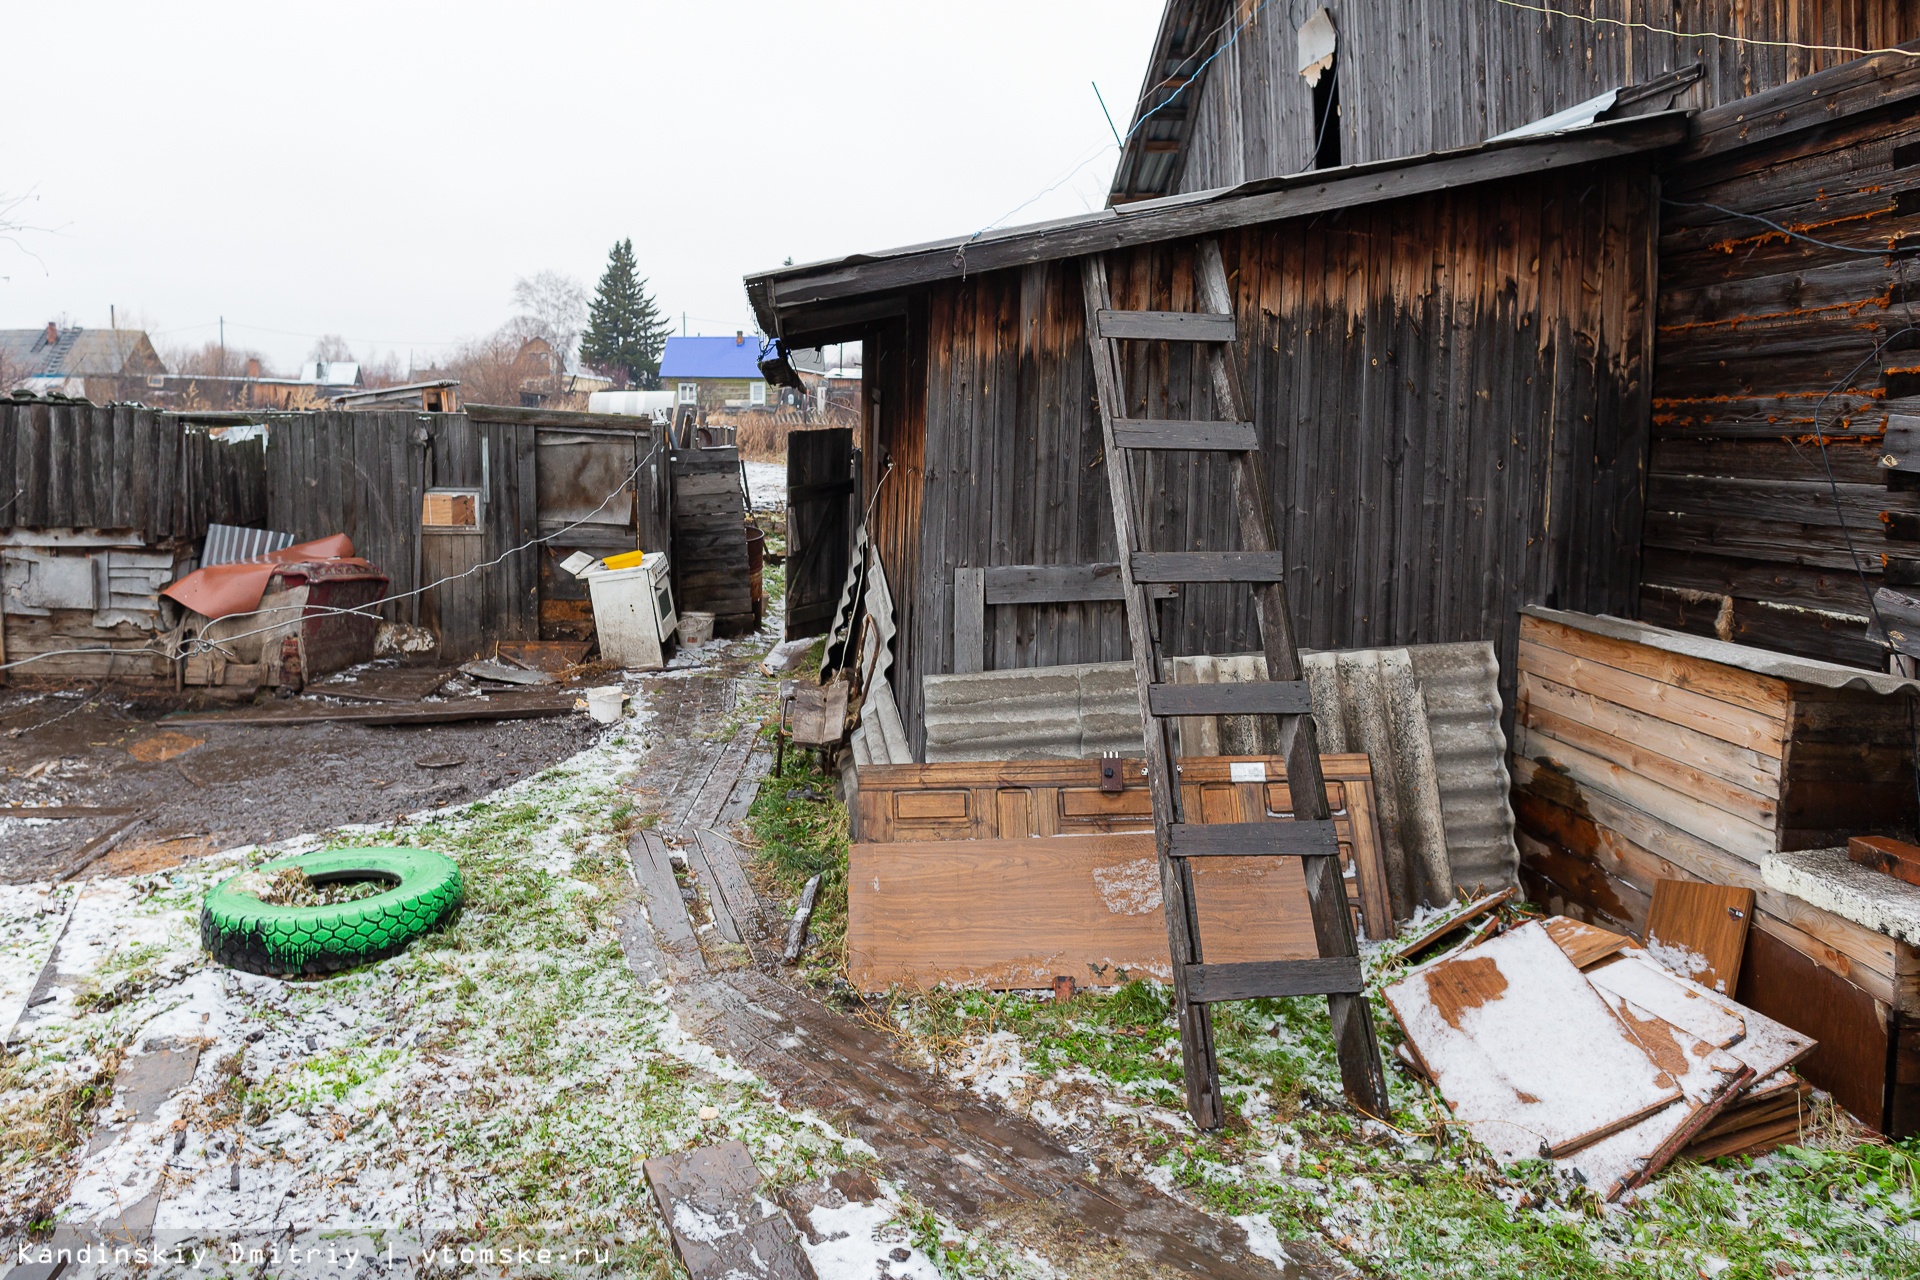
[1542,915,1634,969]
[847,834,1318,991]
[854,754,1392,941]
[1645,879,1755,997]
[1588,949,1817,1084]
[1384,922,1681,1161]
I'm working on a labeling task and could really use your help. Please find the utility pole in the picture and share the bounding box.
[219,316,226,376]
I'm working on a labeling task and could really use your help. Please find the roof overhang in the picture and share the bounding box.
[747,111,1688,343]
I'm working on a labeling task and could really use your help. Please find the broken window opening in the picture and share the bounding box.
[1312,56,1341,170]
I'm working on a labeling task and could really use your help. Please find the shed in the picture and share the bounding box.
[746,112,1687,757]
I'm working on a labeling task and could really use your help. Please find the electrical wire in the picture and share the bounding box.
[1493,0,1920,60]
[1662,198,1915,257]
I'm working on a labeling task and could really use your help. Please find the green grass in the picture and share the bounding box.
[744,746,848,981]
[880,973,1920,1278]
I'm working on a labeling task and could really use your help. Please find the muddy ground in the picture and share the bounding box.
[0,678,603,883]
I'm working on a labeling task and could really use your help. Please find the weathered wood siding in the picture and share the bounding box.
[0,399,266,542]
[1175,0,1919,191]
[1640,77,1920,666]
[876,161,1654,754]
[265,411,540,654]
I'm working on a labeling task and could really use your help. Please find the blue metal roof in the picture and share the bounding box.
[658,335,767,379]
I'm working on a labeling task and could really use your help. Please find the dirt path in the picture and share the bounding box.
[0,680,601,883]
[620,654,1334,1280]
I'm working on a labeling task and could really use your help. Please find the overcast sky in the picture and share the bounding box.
[0,1,1166,373]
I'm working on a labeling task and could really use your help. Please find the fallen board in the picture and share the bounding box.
[165,695,575,727]
[642,1140,816,1280]
[1541,915,1634,969]
[1383,921,1681,1160]
[848,833,1318,991]
[1393,889,1515,960]
[305,667,454,703]
[1588,950,1816,1081]
[495,639,591,673]
[1644,879,1755,997]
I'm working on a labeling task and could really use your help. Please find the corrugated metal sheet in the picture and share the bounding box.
[919,642,1519,916]
[201,522,294,567]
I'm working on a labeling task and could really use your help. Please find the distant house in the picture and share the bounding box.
[0,323,168,401]
[658,333,770,412]
[299,360,364,393]
[512,336,612,409]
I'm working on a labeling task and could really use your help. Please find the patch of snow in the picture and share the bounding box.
[742,460,785,512]
[1233,1213,1297,1269]
[803,1198,941,1280]
[1091,859,1162,916]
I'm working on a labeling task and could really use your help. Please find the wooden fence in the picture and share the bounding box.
[0,398,266,541]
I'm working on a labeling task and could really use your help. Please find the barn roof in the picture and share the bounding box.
[745,111,1685,345]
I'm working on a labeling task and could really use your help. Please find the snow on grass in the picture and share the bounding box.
[0,646,1024,1278]
[877,944,1920,1279]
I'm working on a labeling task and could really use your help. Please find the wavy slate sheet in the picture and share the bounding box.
[1385,922,1680,1160]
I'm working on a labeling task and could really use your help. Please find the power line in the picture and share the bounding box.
[1492,0,1920,60]
[1662,198,1914,257]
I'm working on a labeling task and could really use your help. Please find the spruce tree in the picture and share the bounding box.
[581,239,670,388]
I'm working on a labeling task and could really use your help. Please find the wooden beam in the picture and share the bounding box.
[953,567,985,674]
[1186,957,1365,1003]
[1096,309,1235,342]
[1113,419,1259,450]
[1169,820,1340,857]
[1147,680,1313,716]
[1131,551,1289,583]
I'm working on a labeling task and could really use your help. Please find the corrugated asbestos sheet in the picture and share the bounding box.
[921,643,1518,916]
[1406,642,1520,901]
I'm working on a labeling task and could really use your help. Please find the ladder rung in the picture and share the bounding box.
[1185,956,1364,1004]
[1096,309,1235,342]
[1169,820,1339,857]
[1147,680,1312,717]
[1112,419,1258,451]
[1131,551,1288,584]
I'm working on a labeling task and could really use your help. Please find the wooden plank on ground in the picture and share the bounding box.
[1587,950,1816,1081]
[629,831,706,981]
[696,828,766,950]
[847,833,1318,991]
[1383,921,1681,1161]
[1645,879,1756,998]
[642,1140,816,1280]
[685,838,741,945]
[1392,889,1515,960]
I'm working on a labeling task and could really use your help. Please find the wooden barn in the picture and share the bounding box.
[748,3,1920,1133]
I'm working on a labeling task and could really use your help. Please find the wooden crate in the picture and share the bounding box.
[421,489,477,528]
[1513,607,1920,1134]
[849,754,1391,993]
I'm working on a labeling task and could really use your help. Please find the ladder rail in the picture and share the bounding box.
[1193,238,1391,1114]
[1079,258,1224,1130]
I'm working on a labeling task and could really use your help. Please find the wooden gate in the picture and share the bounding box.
[784,428,854,640]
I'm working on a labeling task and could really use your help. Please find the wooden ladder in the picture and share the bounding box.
[1080,239,1390,1129]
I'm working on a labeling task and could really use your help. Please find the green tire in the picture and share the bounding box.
[200,847,462,977]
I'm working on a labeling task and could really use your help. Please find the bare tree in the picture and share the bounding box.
[165,339,274,379]
[442,328,530,406]
[308,335,354,364]
[510,271,589,375]
[0,188,50,284]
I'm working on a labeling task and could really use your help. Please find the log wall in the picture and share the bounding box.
[1642,74,1920,665]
